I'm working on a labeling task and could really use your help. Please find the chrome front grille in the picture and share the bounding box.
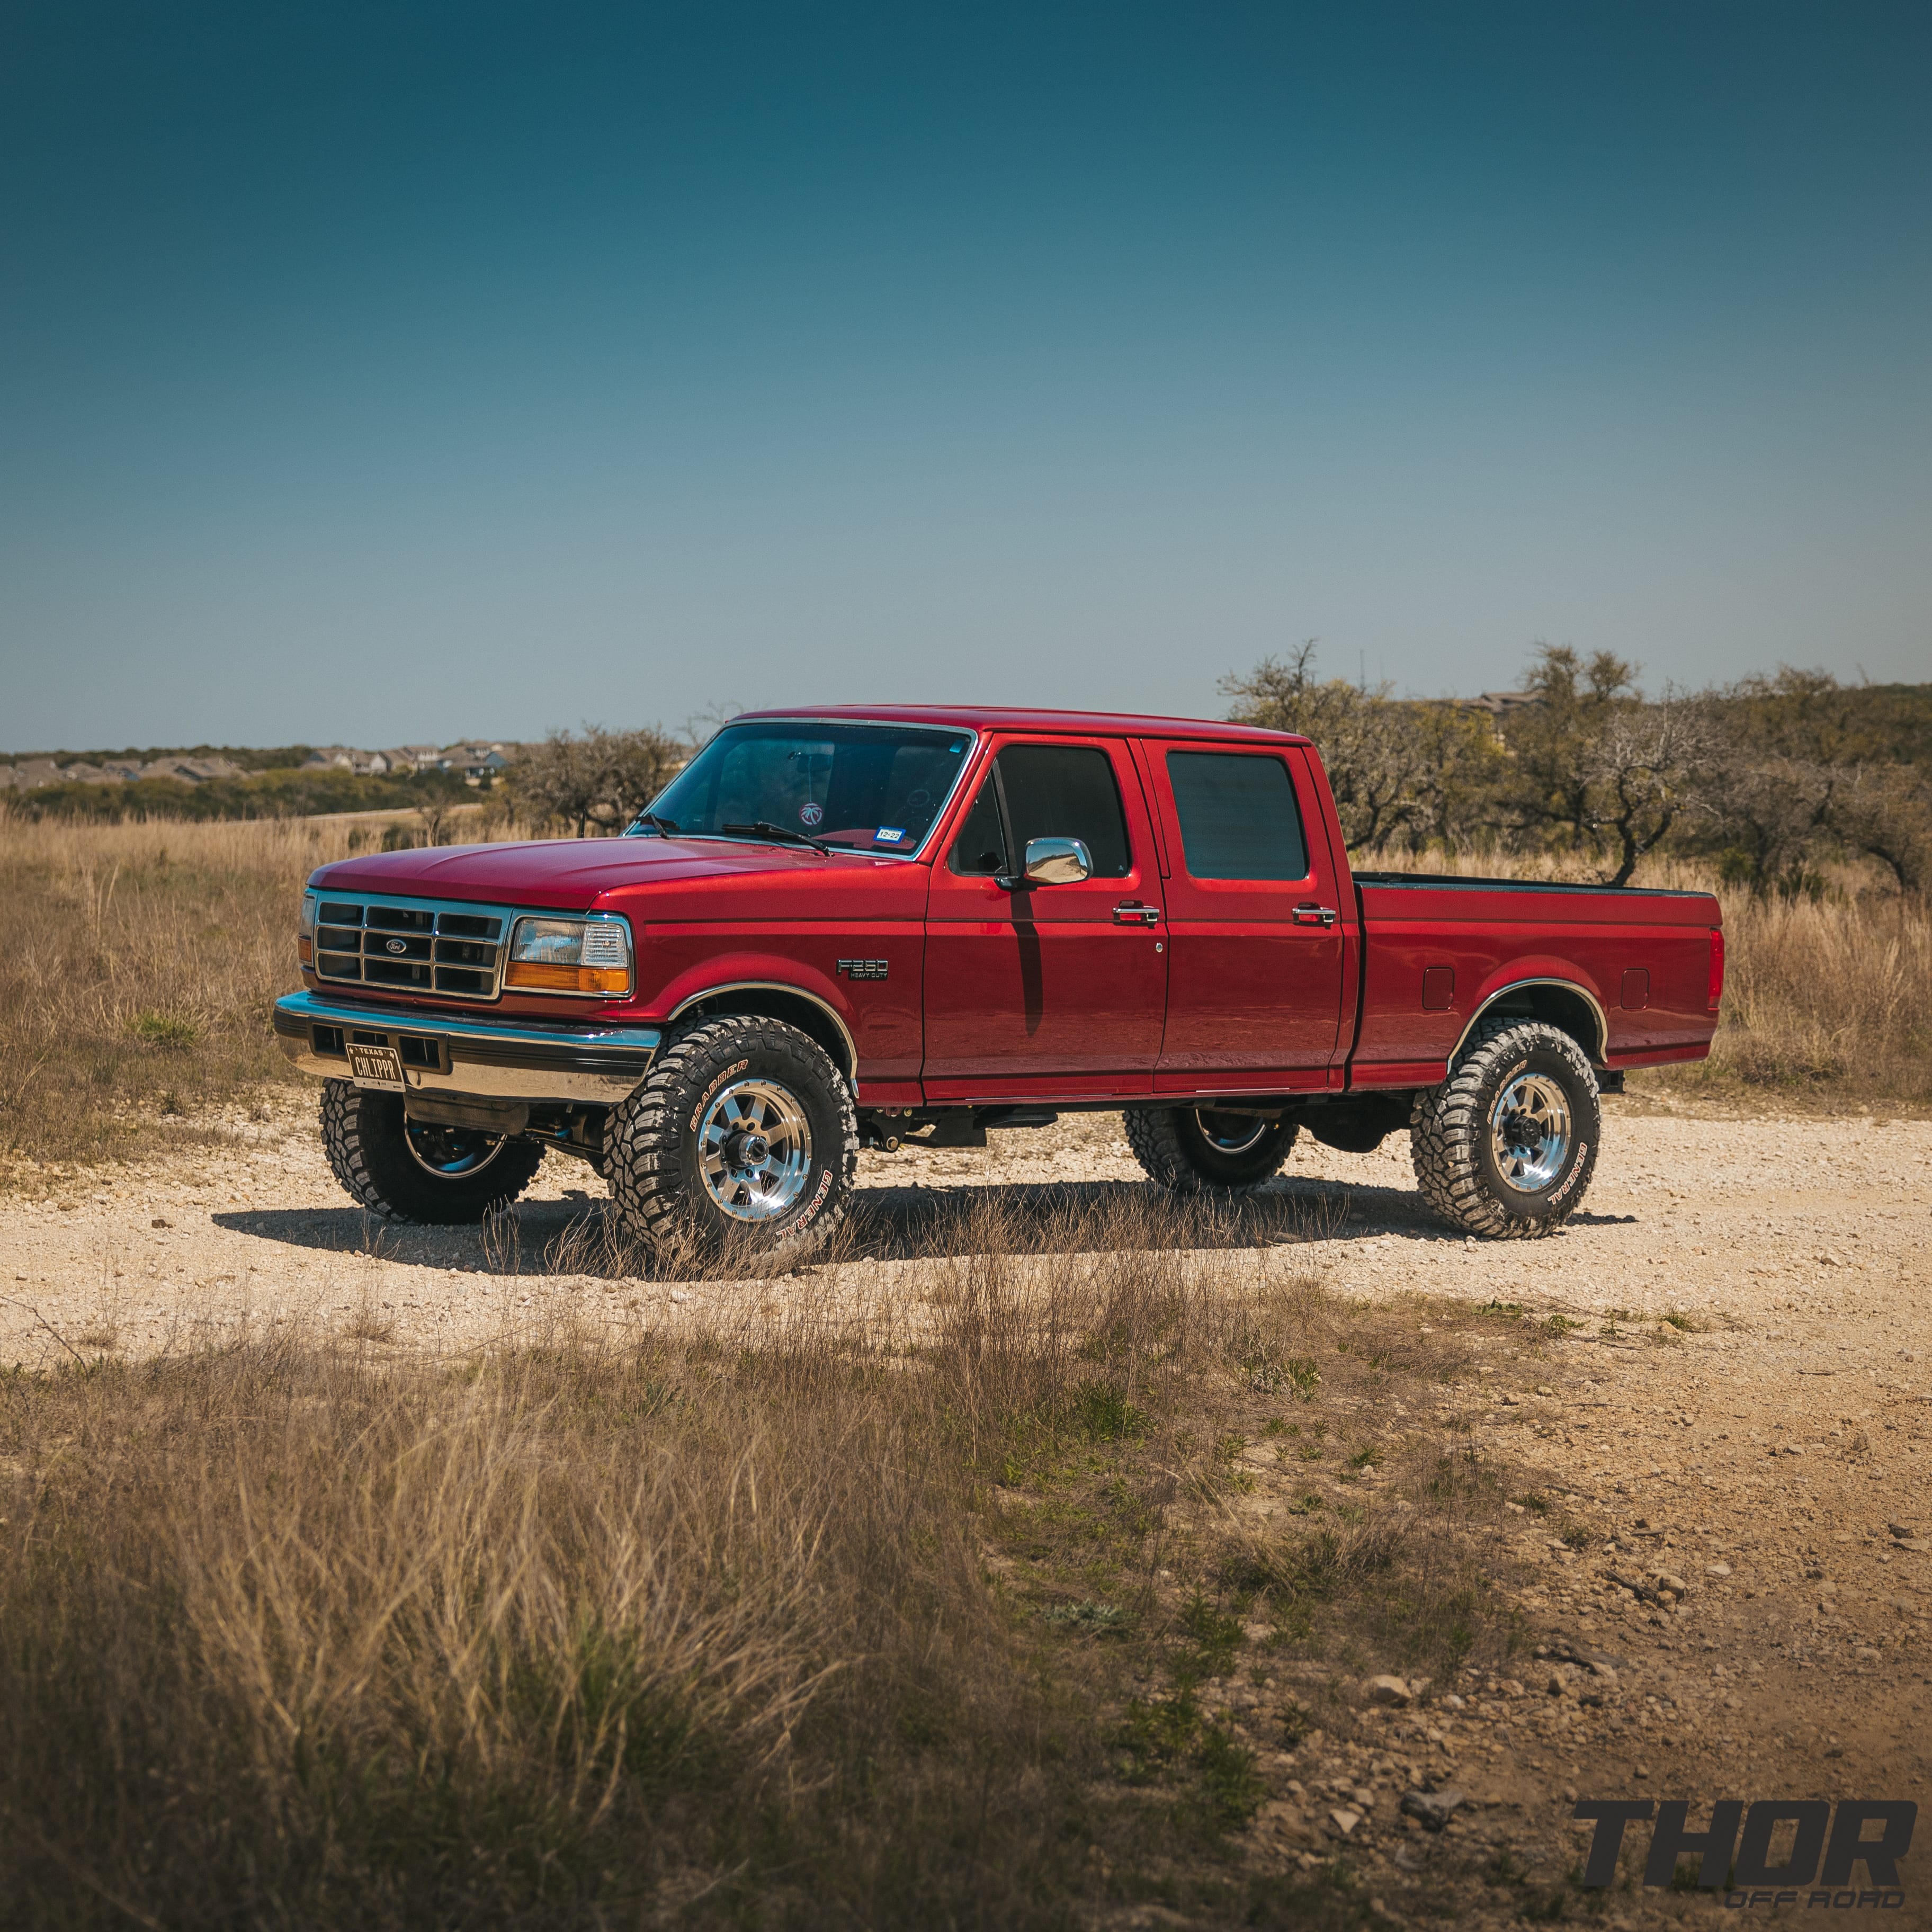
[313,894,515,1002]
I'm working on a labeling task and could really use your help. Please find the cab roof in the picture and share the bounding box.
[728,704,1310,747]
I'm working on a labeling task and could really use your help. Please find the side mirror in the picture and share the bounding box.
[1019,836,1092,887]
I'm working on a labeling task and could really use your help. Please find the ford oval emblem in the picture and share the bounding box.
[384,938,407,955]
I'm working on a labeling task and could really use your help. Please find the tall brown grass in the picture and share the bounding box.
[0,1195,1525,1928]
[0,816,351,1166]
[1684,884,1930,1102]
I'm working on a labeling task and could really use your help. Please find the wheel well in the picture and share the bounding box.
[1459,980,1607,1065]
[671,986,856,1081]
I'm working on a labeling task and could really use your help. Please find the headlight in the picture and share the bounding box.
[298,890,317,965]
[504,915,634,996]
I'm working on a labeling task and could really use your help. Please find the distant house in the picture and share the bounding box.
[140,756,243,784]
[438,742,515,786]
[1459,691,1540,721]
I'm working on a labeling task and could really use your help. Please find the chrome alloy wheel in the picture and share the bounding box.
[1488,1073,1573,1193]
[404,1121,508,1179]
[1195,1109,1272,1157]
[697,1077,815,1221]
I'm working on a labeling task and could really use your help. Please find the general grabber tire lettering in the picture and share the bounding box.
[319,1079,545,1224]
[1408,1018,1602,1239]
[605,1015,858,1258]
[1121,1105,1300,1194]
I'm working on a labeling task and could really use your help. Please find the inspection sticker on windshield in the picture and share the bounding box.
[873,826,906,845]
[799,801,824,827]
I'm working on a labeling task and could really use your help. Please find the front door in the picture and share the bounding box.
[1143,741,1346,1093]
[923,737,1167,1099]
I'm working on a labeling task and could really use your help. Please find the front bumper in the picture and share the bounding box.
[272,991,661,1106]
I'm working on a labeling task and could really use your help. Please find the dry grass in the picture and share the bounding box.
[1671,884,1930,1104]
[0,1194,1531,1928]
[0,816,352,1168]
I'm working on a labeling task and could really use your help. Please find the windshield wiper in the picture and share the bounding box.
[630,811,680,837]
[722,820,831,856]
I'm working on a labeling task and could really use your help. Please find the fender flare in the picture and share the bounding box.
[1446,976,1609,1068]
[665,980,859,1080]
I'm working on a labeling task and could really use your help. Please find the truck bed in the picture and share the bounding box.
[1345,871,1721,1089]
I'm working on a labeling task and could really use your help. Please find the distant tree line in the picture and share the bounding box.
[1223,644,1932,894]
[0,764,473,825]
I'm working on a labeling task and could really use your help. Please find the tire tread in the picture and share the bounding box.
[605,1015,858,1257]
[1408,1018,1599,1239]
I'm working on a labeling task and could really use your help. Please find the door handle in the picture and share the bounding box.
[1293,904,1339,927]
[1113,901,1161,926]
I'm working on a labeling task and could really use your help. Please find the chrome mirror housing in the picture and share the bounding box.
[1020,836,1093,887]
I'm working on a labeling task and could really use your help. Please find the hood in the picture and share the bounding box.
[312,835,847,911]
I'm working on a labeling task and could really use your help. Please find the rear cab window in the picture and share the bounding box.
[1165,750,1309,881]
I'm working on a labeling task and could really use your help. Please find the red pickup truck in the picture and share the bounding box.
[274,706,1723,1251]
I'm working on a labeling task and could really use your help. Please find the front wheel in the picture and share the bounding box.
[319,1081,545,1223]
[1409,1019,1602,1238]
[1122,1105,1299,1193]
[605,1015,858,1257]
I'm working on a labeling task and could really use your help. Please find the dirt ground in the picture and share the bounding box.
[5,1095,1930,1922]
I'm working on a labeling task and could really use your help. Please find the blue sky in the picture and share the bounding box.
[3,1,1928,751]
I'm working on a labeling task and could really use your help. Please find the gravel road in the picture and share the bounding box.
[5,1095,1929,1918]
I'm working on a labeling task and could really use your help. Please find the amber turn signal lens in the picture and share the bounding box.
[505,961,630,995]
[298,935,314,964]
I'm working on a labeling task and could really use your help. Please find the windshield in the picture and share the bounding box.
[631,721,974,855]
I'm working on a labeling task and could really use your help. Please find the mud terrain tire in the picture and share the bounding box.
[1122,1106,1299,1194]
[605,1015,858,1258]
[319,1080,544,1224]
[1409,1018,1601,1238]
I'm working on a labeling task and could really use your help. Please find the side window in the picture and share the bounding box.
[997,744,1132,879]
[948,776,1008,876]
[1166,752,1309,881]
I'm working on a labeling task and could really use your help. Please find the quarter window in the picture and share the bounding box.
[948,777,1008,876]
[1166,752,1309,881]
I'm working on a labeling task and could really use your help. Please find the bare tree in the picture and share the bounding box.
[509,724,686,837]
[1829,763,1932,896]
[1584,696,1715,887]
[1695,745,1840,895]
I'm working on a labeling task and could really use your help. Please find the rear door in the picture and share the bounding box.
[922,736,1167,1098]
[1142,740,1346,1093]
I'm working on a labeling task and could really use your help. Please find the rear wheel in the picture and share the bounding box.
[605,1015,858,1257]
[1122,1105,1299,1193]
[319,1080,545,1223]
[1409,1018,1601,1238]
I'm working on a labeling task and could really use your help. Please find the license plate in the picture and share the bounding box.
[346,1043,406,1090]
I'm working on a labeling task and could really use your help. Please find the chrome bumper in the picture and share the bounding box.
[273,991,661,1106]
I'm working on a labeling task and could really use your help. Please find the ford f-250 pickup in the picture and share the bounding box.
[274,706,1723,1251]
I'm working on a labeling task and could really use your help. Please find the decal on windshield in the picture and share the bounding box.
[799,802,824,827]
[874,826,906,845]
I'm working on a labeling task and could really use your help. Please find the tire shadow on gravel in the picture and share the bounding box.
[210,1200,604,1273]
[212,1172,1636,1283]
